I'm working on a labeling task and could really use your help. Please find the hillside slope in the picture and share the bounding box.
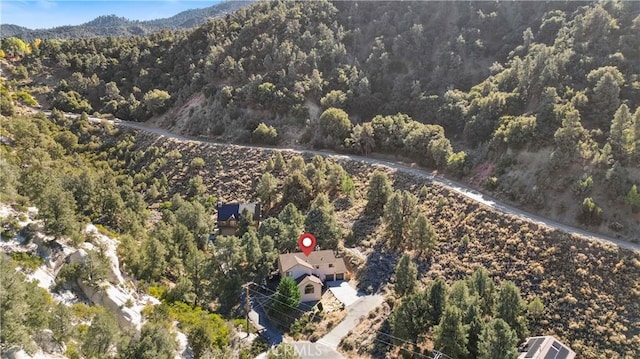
[0,1,252,41]
[3,0,639,242]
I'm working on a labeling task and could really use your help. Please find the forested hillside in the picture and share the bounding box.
[1,111,639,358]
[0,1,252,41]
[2,0,638,241]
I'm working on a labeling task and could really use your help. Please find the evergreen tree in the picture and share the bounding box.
[448,280,472,314]
[282,172,314,211]
[304,193,341,248]
[185,245,207,307]
[591,72,621,124]
[257,172,278,211]
[384,190,417,248]
[36,185,79,240]
[259,217,291,252]
[496,281,528,340]
[552,107,588,163]
[608,104,632,160]
[625,184,640,213]
[410,212,438,255]
[272,277,301,314]
[366,170,392,215]
[125,322,177,359]
[466,304,485,359]
[140,237,167,282]
[82,309,119,358]
[394,254,418,296]
[427,277,448,325]
[433,305,469,359]
[49,303,73,346]
[237,209,253,238]
[478,318,519,359]
[389,291,430,343]
[244,229,263,281]
[0,259,33,352]
[273,152,286,173]
[467,267,496,316]
[633,108,640,162]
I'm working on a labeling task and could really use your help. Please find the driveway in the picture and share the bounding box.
[327,281,360,307]
[318,294,384,350]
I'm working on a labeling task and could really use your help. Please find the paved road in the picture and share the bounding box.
[54,111,640,252]
[318,294,384,350]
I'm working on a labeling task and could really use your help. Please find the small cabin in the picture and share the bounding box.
[216,203,261,236]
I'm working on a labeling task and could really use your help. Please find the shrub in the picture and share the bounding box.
[51,90,92,113]
[12,91,38,106]
[190,157,206,169]
[625,185,640,213]
[252,123,279,145]
[578,197,603,225]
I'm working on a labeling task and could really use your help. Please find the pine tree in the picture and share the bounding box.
[591,72,621,124]
[608,104,632,160]
[496,281,528,340]
[304,194,341,248]
[478,318,519,359]
[466,304,485,359]
[366,170,392,215]
[448,280,472,314]
[82,309,119,358]
[394,254,418,296]
[236,209,253,237]
[36,185,79,240]
[389,291,430,343]
[384,190,417,248]
[467,267,496,316]
[410,212,438,255]
[273,152,286,173]
[273,277,301,314]
[282,172,313,211]
[427,277,448,325]
[433,305,469,359]
[257,172,278,211]
[243,229,263,281]
[125,322,177,359]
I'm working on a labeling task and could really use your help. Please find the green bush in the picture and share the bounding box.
[51,90,92,113]
[12,91,38,106]
[578,197,603,225]
[190,157,206,169]
[252,122,279,145]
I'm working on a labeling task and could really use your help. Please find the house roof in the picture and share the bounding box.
[216,203,261,221]
[295,274,323,286]
[517,336,576,359]
[278,250,347,273]
[279,253,314,272]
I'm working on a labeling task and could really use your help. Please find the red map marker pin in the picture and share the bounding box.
[298,233,316,257]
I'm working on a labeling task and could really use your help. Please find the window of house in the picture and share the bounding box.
[328,263,334,268]
[305,284,315,294]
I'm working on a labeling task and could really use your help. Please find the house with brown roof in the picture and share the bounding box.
[517,336,576,359]
[277,250,348,302]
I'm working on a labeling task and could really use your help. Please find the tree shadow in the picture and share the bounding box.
[345,211,381,247]
[355,240,397,293]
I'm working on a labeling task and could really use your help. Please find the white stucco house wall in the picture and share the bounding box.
[277,250,348,302]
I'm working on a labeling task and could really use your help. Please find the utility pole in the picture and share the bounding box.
[242,282,254,338]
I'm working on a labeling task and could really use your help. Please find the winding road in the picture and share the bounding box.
[87,116,640,253]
